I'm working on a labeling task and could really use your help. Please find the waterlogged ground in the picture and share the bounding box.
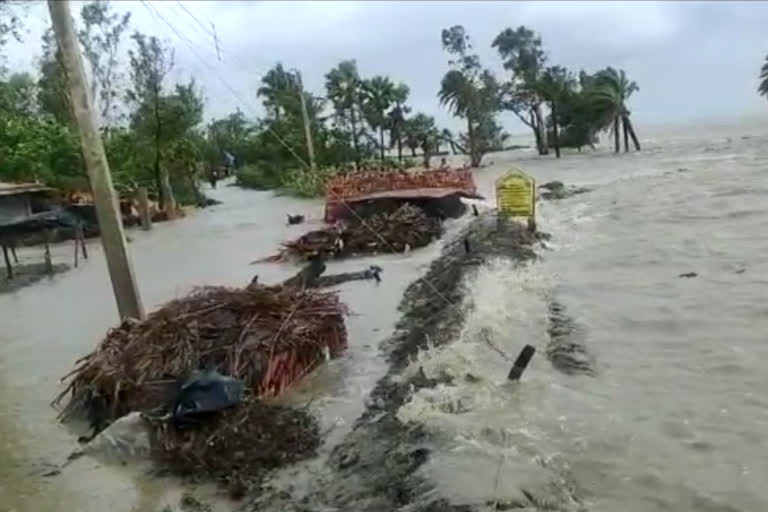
[1,119,767,511]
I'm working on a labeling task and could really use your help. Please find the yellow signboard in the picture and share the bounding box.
[495,169,536,218]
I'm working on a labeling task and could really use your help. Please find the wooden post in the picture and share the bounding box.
[137,187,152,231]
[48,0,144,320]
[2,244,13,280]
[73,231,79,268]
[77,223,88,259]
[44,231,53,275]
[295,70,316,170]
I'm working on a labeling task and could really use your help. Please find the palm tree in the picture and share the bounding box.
[759,53,768,99]
[439,69,477,161]
[257,63,297,121]
[590,67,640,152]
[325,60,364,167]
[362,75,395,160]
[536,66,575,158]
[387,83,410,161]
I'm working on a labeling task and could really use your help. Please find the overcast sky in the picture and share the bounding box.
[7,1,768,135]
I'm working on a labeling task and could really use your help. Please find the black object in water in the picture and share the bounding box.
[508,344,536,381]
[173,369,244,426]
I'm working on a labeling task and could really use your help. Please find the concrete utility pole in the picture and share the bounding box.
[294,70,317,170]
[48,0,145,320]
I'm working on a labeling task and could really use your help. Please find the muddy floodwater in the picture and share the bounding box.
[1,119,768,511]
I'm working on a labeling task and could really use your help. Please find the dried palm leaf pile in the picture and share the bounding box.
[53,284,347,484]
[260,203,442,262]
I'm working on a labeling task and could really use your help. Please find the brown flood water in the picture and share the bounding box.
[3,119,768,511]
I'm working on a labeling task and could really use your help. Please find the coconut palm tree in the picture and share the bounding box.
[362,75,395,160]
[759,53,768,99]
[387,83,410,161]
[257,63,297,121]
[590,66,640,152]
[535,66,575,158]
[325,60,364,166]
[439,25,501,167]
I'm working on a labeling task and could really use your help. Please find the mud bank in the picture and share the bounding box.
[248,212,563,511]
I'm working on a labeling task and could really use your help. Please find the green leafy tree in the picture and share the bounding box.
[0,72,37,116]
[127,31,176,208]
[492,26,549,155]
[36,28,72,126]
[78,0,131,129]
[758,53,768,99]
[590,66,640,152]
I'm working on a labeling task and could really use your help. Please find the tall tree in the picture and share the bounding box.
[37,28,72,125]
[361,75,395,160]
[325,60,364,167]
[759,53,768,100]
[536,66,575,158]
[387,82,409,161]
[257,63,298,121]
[492,26,549,155]
[127,32,175,209]
[438,25,500,167]
[78,0,131,129]
[590,66,640,152]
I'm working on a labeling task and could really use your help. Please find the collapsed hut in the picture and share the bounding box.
[262,168,482,262]
[52,265,368,488]
[324,168,480,223]
[260,203,442,262]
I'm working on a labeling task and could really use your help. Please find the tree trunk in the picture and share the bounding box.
[624,115,641,151]
[467,116,481,167]
[613,116,620,153]
[410,146,416,157]
[154,97,165,209]
[397,135,403,161]
[350,106,360,168]
[623,116,629,152]
[551,102,561,159]
[379,126,385,160]
[534,104,549,155]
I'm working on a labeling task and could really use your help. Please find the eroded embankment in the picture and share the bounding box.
[248,211,595,511]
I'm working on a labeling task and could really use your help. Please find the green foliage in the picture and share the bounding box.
[280,166,339,198]
[0,115,84,187]
[439,25,503,166]
[78,0,131,127]
[235,165,280,190]
[760,54,768,99]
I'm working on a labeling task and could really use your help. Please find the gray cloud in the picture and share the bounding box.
[8,1,768,135]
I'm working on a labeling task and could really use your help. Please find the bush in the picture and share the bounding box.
[235,165,280,190]
[279,166,339,198]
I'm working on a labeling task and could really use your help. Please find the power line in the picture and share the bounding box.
[175,1,217,40]
[141,1,218,65]
[173,1,223,60]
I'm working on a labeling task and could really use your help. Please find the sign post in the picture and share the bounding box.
[495,169,537,232]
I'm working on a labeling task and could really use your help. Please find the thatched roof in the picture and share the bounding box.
[0,181,54,197]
